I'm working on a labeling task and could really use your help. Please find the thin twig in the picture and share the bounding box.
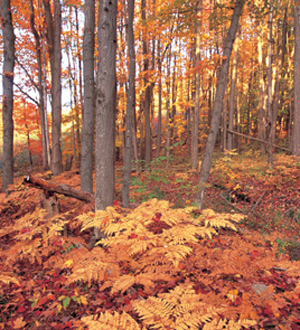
[220,192,245,213]
[248,191,266,215]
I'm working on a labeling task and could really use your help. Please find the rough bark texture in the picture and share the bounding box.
[24,174,94,203]
[81,0,95,194]
[29,0,50,170]
[156,40,162,159]
[191,0,202,169]
[141,0,152,169]
[257,22,266,154]
[267,7,274,166]
[122,0,135,208]
[43,0,63,176]
[1,0,15,193]
[95,0,117,224]
[271,5,287,146]
[195,0,245,209]
[227,31,239,151]
[293,0,300,156]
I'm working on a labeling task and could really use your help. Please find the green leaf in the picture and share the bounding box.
[63,296,71,308]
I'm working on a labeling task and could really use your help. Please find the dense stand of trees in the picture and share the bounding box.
[1,0,300,207]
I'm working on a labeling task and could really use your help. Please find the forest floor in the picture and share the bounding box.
[0,150,300,329]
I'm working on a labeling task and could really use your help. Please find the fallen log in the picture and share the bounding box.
[24,174,94,204]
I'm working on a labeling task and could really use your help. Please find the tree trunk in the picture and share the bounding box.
[43,0,63,176]
[81,0,95,194]
[122,0,135,208]
[191,0,202,169]
[292,0,300,155]
[257,21,266,154]
[24,174,94,203]
[267,6,274,166]
[141,0,152,169]
[29,0,50,170]
[227,30,239,151]
[271,5,288,146]
[1,0,15,193]
[165,51,171,169]
[95,0,117,237]
[156,40,162,159]
[194,0,245,209]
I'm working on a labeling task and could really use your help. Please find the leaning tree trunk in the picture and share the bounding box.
[80,0,95,194]
[95,0,117,238]
[195,0,245,209]
[1,0,15,193]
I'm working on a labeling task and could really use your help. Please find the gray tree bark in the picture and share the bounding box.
[257,21,266,154]
[81,0,95,194]
[95,0,117,237]
[122,0,135,208]
[191,0,202,169]
[267,6,274,166]
[292,0,300,156]
[1,0,15,193]
[141,0,152,169]
[227,30,239,151]
[43,0,63,176]
[29,0,50,170]
[195,0,245,209]
[271,5,288,146]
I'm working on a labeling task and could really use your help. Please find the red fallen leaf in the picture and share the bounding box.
[113,200,119,206]
[62,321,73,329]
[17,305,26,313]
[251,250,260,261]
[137,290,148,297]
[153,213,162,222]
[20,227,32,234]
[263,308,273,317]
[37,296,50,307]
[53,240,63,246]
[291,323,300,330]
[105,302,114,309]
[35,310,41,317]
[128,233,138,239]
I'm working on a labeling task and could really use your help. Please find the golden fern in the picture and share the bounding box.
[0,272,20,286]
[202,318,257,330]
[65,247,120,286]
[0,207,69,265]
[81,311,141,330]
[133,283,223,330]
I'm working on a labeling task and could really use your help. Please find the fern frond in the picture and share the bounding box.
[81,311,141,330]
[66,247,120,286]
[134,284,222,329]
[202,318,257,330]
[111,274,135,294]
[0,272,20,286]
[201,209,240,231]
[79,206,121,232]
[164,245,193,267]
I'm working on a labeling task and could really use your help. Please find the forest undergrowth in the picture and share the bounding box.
[0,152,300,329]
